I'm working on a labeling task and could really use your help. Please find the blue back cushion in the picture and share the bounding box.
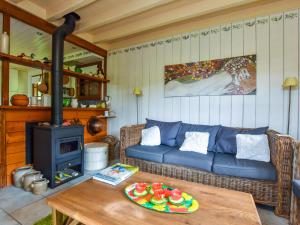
[215,126,269,154]
[176,123,221,151]
[145,119,182,147]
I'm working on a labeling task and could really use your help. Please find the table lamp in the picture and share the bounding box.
[133,87,142,124]
[282,77,298,134]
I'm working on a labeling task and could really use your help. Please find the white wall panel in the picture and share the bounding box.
[163,38,173,121]
[209,26,221,125]
[220,24,232,126]
[118,50,128,129]
[231,22,244,127]
[171,36,181,122]
[128,48,137,125]
[133,47,143,124]
[148,42,158,120]
[199,29,210,125]
[180,34,191,123]
[284,10,298,138]
[141,44,150,122]
[189,32,200,124]
[108,9,300,140]
[255,16,270,128]
[269,13,284,133]
[243,19,256,128]
[107,52,115,135]
[156,40,165,121]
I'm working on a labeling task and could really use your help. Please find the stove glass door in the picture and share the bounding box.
[56,136,82,158]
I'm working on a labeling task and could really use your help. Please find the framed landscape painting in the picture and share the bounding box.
[164,55,256,97]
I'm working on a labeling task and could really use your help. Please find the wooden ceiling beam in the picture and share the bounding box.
[92,0,258,43]
[46,0,96,21]
[0,1,107,56]
[75,0,176,33]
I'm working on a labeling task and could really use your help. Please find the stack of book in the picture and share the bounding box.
[93,163,138,185]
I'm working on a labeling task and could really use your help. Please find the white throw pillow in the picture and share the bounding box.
[236,134,270,162]
[179,132,210,154]
[140,126,161,146]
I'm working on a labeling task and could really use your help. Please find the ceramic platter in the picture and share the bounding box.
[124,183,199,214]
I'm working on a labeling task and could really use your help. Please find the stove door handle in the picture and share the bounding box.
[79,141,83,151]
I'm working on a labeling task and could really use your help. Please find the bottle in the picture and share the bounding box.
[1,32,9,54]
[71,98,78,108]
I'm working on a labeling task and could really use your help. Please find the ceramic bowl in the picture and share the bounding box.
[10,94,29,106]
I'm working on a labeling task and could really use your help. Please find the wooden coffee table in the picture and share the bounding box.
[47,172,262,225]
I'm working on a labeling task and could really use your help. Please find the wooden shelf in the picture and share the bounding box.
[0,52,110,82]
[98,116,116,119]
[0,105,108,111]
[63,69,108,82]
[0,52,47,70]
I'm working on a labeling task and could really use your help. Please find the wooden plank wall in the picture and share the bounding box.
[1,109,106,186]
[107,9,300,141]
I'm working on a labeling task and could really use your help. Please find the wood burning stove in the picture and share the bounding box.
[33,126,84,188]
[32,12,84,188]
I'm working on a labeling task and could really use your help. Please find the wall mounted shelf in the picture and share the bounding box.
[0,52,109,83]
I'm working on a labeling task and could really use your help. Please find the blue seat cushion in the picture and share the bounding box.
[176,123,221,151]
[125,144,176,163]
[293,180,300,199]
[146,119,182,147]
[163,150,215,172]
[212,153,276,181]
[215,126,269,154]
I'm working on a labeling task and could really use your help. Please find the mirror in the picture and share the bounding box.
[4,17,104,106]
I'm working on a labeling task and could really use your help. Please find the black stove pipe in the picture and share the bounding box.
[51,12,80,125]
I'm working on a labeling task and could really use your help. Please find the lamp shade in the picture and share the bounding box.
[283,77,298,88]
[133,87,142,96]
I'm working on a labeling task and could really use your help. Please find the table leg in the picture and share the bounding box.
[68,219,80,225]
[64,217,80,225]
[52,208,64,225]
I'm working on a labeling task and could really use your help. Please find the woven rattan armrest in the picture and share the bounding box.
[120,124,145,163]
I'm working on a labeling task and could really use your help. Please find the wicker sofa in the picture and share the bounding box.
[291,142,300,225]
[120,124,296,218]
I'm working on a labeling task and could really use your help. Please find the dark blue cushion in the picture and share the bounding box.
[212,153,276,181]
[163,150,215,172]
[146,119,181,147]
[125,144,176,163]
[176,123,221,151]
[215,126,269,154]
[293,180,300,199]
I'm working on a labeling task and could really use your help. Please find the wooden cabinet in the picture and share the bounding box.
[75,61,107,100]
[77,79,103,100]
[0,111,5,188]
